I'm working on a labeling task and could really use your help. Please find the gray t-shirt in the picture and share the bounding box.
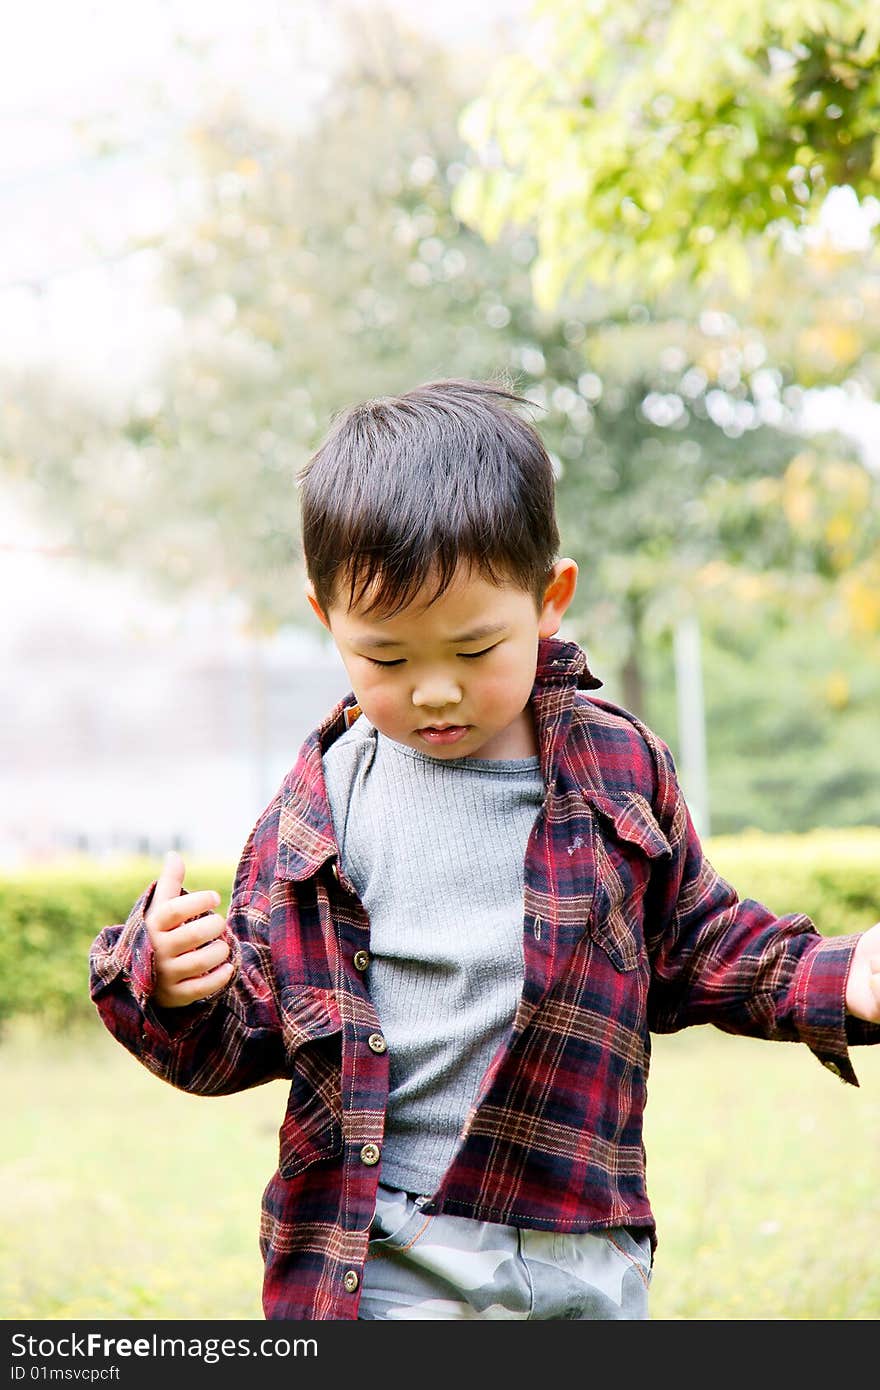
[322,713,545,1194]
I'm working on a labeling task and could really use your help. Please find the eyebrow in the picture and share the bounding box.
[354,623,508,650]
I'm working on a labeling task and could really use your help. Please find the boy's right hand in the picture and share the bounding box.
[144,851,234,1009]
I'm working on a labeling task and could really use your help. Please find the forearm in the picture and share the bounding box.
[644,776,880,1081]
[647,889,820,1039]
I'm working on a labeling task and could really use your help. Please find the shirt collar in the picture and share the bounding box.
[275,634,602,881]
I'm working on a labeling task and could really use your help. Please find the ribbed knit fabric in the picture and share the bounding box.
[322,714,545,1195]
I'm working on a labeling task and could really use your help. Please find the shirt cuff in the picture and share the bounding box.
[89,881,159,1006]
[790,933,873,1086]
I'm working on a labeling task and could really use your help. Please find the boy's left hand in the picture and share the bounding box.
[844,922,880,1022]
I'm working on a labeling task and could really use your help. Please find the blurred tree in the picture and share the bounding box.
[644,605,880,832]
[455,0,880,304]
[1,8,875,721]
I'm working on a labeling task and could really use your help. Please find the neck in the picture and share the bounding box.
[466,706,538,760]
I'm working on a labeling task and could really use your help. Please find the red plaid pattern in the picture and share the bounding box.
[89,636,880,1319]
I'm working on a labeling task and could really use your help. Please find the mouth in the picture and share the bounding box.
[417,724,470,745]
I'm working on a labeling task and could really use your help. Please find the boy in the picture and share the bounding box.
[89,379,880,1321]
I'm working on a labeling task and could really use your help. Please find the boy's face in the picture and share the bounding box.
[307,559,578,760]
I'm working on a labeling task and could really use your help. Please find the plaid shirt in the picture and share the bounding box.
[89,636,880,1320]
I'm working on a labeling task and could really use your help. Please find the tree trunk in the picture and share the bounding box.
[620,601,646,718]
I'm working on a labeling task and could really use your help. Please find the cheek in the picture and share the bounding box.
[356,678,402,725]
[476,668,528,712]
[371,692,400,721]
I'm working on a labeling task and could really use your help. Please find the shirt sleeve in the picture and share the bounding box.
[643,734,880,1086]
[88,810,287,1095]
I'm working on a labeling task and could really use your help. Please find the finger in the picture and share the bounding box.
[153,850,187,905]
[196,962,236,1001]
[163,935,232,984]
[157,960,235,1008]
[151,890,222,934]
[157,912,228,958]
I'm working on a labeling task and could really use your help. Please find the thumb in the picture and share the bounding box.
[153,849,186,905]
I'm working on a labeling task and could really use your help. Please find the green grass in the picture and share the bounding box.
[643,1028,880,1319]
[1,1018,282,1320]
[3,1017,879,1320]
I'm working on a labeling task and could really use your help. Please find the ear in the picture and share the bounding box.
[305,579,332,632]
[537,559,578,638]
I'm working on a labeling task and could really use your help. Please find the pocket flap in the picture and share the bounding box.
[584,790,671,860]
[280,985,342,1061]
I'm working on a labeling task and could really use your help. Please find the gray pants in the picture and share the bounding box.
[358,1182,652,1320]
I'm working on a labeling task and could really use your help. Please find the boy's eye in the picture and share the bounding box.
[363,644,499,668]
[458,645,499,659]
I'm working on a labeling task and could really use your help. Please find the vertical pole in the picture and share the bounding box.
[673,612,710,839]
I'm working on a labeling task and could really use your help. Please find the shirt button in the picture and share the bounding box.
[367,1032,387,1053]
[360,1142,381,1166]
[343,1270,359,1293]
[330,862,340,882]
[353,950,370,971]
[824,1060,842,1076]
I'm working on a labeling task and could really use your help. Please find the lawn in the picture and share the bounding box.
[3,1017,878,1320]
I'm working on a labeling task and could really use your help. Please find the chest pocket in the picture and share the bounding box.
[584,791,671,972]
[278,986,343,1179]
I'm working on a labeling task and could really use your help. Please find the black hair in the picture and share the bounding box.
[297,378,560,618]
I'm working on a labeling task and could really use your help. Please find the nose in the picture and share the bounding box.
[411,675,463,713]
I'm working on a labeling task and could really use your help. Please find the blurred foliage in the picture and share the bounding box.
[3,833,877,1034]
[456,0,880,306]
[708,827,880,925]
[639,607,880,833]
[690,447,880,644]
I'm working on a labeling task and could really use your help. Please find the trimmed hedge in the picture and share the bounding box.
[1,833,878,1033]
[0,858,235,1034]
[706,828,880,940]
